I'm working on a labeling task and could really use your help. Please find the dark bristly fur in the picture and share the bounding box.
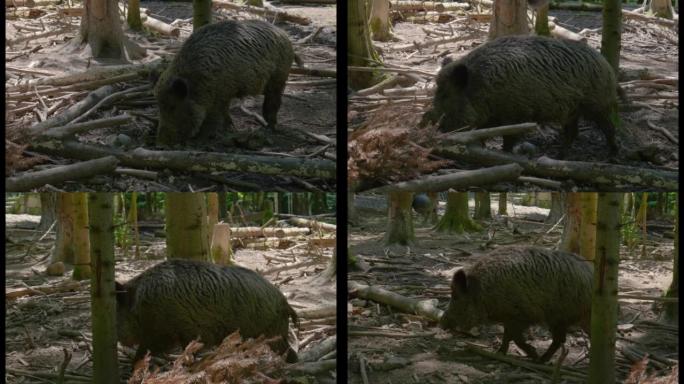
[116,260,299,363]
[422,36,620,156]
[155,20,296,146]
[440,247,593,362]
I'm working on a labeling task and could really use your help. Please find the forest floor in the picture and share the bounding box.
[347,194,678,383]
[348,8,678,191]
[6,2,337,191]
[5,212,337,383]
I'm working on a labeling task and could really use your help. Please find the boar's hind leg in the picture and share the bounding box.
[500,324,538,359]
[538,326,568,362]
[262,74,288,130]
[595,115,619,157]
[559,115,580,158]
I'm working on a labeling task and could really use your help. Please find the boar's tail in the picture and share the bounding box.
[294,53,304,68]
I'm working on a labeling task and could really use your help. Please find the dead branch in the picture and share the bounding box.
[6,156,120,191]
[40,115,134,140]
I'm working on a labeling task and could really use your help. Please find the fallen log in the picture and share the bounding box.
[363,163,523,193]
[390,0,469,12]
[231,226,311,238]
[349,281,444,322]
[29,141,337,180]
[6,156,120,191]
[435,145,679,190]
[288,217,336,233]
[213,0,311,25]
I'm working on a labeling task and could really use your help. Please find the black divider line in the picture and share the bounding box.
[336,1,348,383]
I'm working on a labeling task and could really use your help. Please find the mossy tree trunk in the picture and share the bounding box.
[261,199,274,225]
[217,192,228,220]
[534,4,550,36]
[474,192,492,220]
[560,193,582,254]
[587,193,622,384]
[88,193,119,384]
[489,0,529,39]
[80,0,124,58]
[636,193,648,259]
[369,0,393,41]
[72,193,92,280]
[601,0,622,73]
[663,198,678,322]
[436,192,481,233]
[127,0,142,31]
[128,192,140,259]
[348,0,383,89]
[580,193,598,261]
[498,192,508,216]
[166,193,209,261]
[386,192,414,245]
[193,0,212,30]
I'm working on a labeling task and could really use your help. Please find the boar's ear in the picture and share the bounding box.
[448,63,469,89]
[451,269,469,294]
[170,77,189,100]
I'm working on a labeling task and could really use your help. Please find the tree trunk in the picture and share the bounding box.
[601,0,622,73]
[348,0,383,89]
[80,0,124,58]
[580,193,598,261]
[88,193,119,384]
[72,193,92,280]
[165,193,210,261]
[427,192,439,224]
[52,193,76,264]
[498,192,508,216]
[293,193,310,216]
[207,192,219,250]
[649,0,673,19]
[370,0,393,41]
[311,192,328,215]
[587,193,622,384]
[545,192,564,224]
[560,193,582,254]
[38,193,58,232]
[474,192,492,220]
[436,192,481,233]
[127,0,143,31]
[193,0,212,29]
[663,198,678,322]
[128,192,140,259]
[489,0,529,39]
[534,4,550,36]
[386,192,414,245]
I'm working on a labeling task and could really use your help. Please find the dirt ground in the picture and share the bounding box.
[348,9,678,191]
[347,194,677,383]
[6,3,337,191]
[5,213,337,383]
